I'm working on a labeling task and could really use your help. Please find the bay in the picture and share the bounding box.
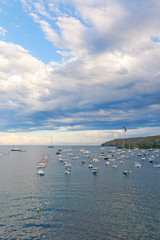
[0,145,159,240]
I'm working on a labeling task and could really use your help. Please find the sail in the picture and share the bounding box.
[122,126,127,132]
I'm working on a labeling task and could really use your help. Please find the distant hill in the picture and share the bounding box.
[101,135,160,149]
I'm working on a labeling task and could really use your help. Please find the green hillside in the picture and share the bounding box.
[102,135,160,149]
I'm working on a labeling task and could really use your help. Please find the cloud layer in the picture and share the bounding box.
[0,0,160,143]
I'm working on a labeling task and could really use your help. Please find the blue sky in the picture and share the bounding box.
[0,0,160,145]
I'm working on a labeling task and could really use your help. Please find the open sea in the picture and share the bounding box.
[0,145,160,240]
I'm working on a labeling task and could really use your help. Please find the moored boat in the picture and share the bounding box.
[154,164,160,168]
[123,170,131,176]
[81,160,86,164]
[37,163,46,168]
[112,164,118,168]
[106,161,110,166]
[92,167,99,175]
[88,164,93,168]
[37,170,45,176]
[11,146,21,151]
[65,170,71,175]
[135,162,141,168]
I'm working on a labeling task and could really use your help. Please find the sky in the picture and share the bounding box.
[0,0,160,145]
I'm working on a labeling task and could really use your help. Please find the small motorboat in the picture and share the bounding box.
[72,156,79,159]
[154,164,160,168]
[88,164,93,168]
[93,158,99,162]
[149,158,154,163]
[65,170,71,175]
[56,152,61,155]
[135,162,141,168]
[123,170,131,176]
[37,170,44,176]
[83,150,90,154]
[65,163,72,170]
[81,160,86,164]
[78,148,85,153]
[37,163,46,168]
[112,164,118,168]
[106,161,110,166]
[92,167,99,175]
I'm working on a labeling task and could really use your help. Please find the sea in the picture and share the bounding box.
[0,145,159,240]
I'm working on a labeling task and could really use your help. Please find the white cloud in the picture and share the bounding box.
[0,36,160,120]
[0,26,7,40]
[0,0,160,141]
[33,1,55,20]
[0,126,160,145]
[148,104,160,110]
[57,16,87,50]
[0,40,51,112]
[78,1,128,33]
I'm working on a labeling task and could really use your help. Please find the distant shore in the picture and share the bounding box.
[102,134,160,149]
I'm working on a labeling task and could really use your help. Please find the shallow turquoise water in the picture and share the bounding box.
[0,145,159,239]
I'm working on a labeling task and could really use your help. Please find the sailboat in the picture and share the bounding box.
[48,136,54,148]
[48,145,54,148]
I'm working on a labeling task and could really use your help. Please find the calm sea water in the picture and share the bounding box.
[0,145,159,240]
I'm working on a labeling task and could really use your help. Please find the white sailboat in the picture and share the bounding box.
[48,136,54,148]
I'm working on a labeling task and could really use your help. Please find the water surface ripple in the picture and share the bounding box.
[0,145,159,239]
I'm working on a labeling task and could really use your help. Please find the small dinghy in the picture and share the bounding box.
[37,170,45,176]
[106,161,110,166]
[65,170,71,175]
[154,164,160,168]
[88,164,93,168]
[123,170,131,176]
[81,160,86,164]
[135,162,141,168]
[92,167,99,175]
[112,164,118,168]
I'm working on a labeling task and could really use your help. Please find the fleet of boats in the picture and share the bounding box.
[36,154,50,176]
[5,145,160,178]
[55,147,160,177]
